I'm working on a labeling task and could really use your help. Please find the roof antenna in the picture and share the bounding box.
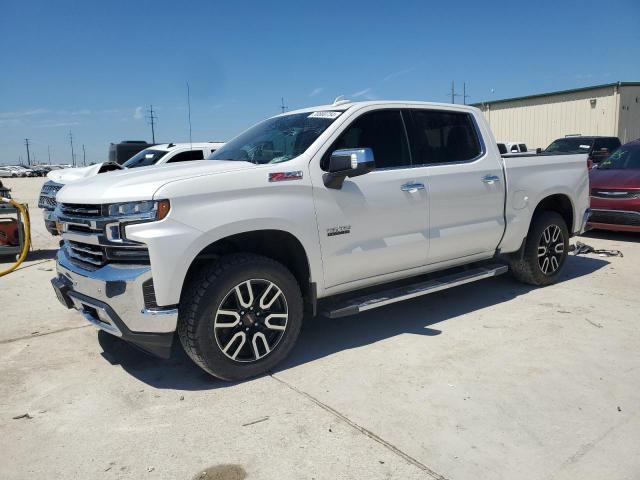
[186,81,193,151]
[332,95,350,106]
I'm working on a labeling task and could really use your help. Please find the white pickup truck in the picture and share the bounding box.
[51,100,590,380]
[38,142,223,234]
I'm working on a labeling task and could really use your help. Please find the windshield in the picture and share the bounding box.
[208,111,342,164]
[597,145,640,170]
[544,138,593,154]
[122,149,168,168]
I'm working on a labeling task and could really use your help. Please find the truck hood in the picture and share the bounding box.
[56,160,253,203]
[590,168,640,189]
[48,164,104,184]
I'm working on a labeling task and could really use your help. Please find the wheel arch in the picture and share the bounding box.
[532,193,574,235]
[182,229,316,313]
[509,192,575,261]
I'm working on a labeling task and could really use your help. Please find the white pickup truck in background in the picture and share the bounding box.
[38,142,223,234]
[50,100,590,380]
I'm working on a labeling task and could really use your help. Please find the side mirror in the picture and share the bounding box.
[323,148,375,189]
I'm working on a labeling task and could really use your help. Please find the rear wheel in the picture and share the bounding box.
[510,211,569,286]
[178,253,303,381]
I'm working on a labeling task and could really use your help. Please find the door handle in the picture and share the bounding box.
[401,182,425,193]
[482,175,500,184]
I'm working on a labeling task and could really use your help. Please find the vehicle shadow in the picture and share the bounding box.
[99,255,609,390]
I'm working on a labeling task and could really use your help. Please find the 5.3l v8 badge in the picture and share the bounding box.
[327,225,351,237]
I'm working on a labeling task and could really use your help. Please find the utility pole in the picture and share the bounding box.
[449,81,461,104]
[463,82,470,105]
[69,130,76,167]
[146,105,157,143]
[82,144,86,166]
[47,145,51,164]
[24,138,31,166]
[280,97,288,114]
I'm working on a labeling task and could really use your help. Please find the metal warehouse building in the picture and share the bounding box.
[474,81,640,149]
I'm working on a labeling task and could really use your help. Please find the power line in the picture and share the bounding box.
[463,82,470,105]
[47,145,52,164]
[24,138,31,166]
[146,105,157,143]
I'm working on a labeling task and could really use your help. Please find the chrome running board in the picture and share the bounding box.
[324,263,508,319]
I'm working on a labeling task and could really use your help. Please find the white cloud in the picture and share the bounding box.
[309,87,324,97]
[0,108,49,119]
[383,67,415,82]
[133,106,144,119]
[350,88,375,100]
[34,121,80,128]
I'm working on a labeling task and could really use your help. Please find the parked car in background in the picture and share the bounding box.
[544,136,621,169]
[505,142,529,153]
[4,166,35,177]
[108,140,155,165]
[588,139,640,232]
[39,142,224,235]
[30,166,50,176]
[50,99,589,380]
[0,166,16,178]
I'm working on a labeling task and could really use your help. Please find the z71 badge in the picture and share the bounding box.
[327,225,351,237]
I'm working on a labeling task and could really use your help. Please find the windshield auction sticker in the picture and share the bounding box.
[308,111,342,119]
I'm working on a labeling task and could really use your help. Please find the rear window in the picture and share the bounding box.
[167,149,205,163]
[122,149,168,168]
[544,138,593,154]
[406,110,482,164]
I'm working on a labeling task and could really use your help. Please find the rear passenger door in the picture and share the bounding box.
[405,109,505,264]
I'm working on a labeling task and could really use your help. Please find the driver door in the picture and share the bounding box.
[310,109,430,288]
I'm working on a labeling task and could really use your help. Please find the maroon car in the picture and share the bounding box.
[588,139,640,232]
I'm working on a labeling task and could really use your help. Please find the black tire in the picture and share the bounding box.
[510,211,569,286]
[178,253,303,381]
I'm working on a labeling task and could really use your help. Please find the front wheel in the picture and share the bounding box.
[510,211,569,286]
[178,253,303,381]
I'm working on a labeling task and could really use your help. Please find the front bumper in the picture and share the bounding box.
[52,248,178,357]
[43,209,58,235]
[587,209,640,232]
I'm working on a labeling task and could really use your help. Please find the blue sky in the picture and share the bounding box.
[1,0,639,165]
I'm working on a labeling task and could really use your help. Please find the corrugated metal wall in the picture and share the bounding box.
[478,85,619,149]
[618,85,640,143]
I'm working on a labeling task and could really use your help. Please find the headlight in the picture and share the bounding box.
[107,199,170,220]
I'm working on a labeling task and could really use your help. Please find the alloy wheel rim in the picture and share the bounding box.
[537,224,565,275]
[214,279,288,363]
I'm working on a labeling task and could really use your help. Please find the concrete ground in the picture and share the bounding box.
[1,177,639,480]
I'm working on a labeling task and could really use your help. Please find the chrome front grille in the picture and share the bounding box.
[57,202,150,270]
[38,181,63,210]
[60,203,103,217]
[67,240,104,268]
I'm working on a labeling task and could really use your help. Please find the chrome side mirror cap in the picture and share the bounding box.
[323,148,375,189]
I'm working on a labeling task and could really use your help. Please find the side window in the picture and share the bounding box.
[323,110,411,170]
[407,110,482,164]
[519,144,527,152]
[168,149,205,163]
[605,138,620,152]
